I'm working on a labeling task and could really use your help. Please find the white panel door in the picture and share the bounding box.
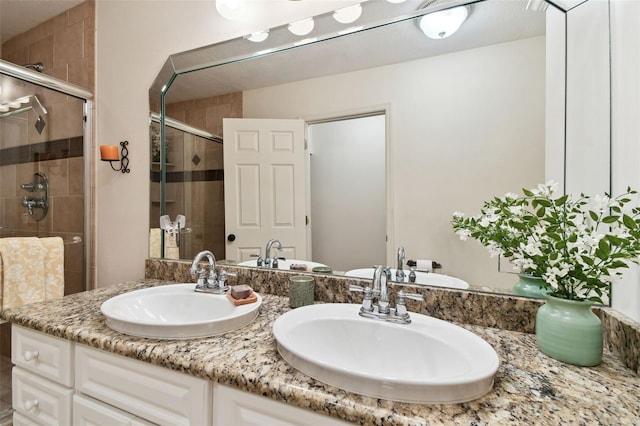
[223,118,307,262]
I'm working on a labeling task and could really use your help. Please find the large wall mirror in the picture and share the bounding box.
[149,0,611,297]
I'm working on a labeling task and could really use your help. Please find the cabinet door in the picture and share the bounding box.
[212,383,350,426]
[13,367,73,425]
[75,345,211,426]
[73,394,156,426]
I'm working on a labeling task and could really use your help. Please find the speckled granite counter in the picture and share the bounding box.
[2,279,639,425]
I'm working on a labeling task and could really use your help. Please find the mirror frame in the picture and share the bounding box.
[149,0,611,300]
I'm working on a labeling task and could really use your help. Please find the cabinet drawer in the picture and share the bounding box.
[73,394,157,426]
[12,367,73,426]
[75,345,211,426]
[13,411,40,426]
[213,383,351,426]
[12,326,74,387]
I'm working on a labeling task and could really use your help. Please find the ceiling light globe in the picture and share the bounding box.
[288,18,315,36]
[333,4,362,24]
[419,6,469,40]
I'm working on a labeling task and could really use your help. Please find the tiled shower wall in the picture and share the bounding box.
[0,0,95,357]
[150,92,242,260]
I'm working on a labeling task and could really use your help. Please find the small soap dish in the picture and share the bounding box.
[227,291,258,306]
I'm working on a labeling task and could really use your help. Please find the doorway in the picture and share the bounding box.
[307,114,386,271]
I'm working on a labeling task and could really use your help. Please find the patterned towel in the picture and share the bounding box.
[40,237,65,301]
[0,237,45,311]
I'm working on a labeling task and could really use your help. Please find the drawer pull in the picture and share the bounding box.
[24,350,39,361]
[24,399,39,411]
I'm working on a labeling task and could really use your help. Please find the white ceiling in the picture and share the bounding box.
[0,0,85,44]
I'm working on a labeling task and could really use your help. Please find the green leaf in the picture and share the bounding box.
[581,255,595,266]
[537,207,546,218]
[555,195,569,206]
[522,188,534,197]
[589,211,599,221]
[602,215,620,224]
[623,214,637,229]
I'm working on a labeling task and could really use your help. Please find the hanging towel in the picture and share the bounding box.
[149,228,162,258]
[40,237,65,301]
[0,237,45,311]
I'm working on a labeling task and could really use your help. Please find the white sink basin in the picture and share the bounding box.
[273,304,499,403]
[344,268,469,289]
[238,259,328,271]
[101,284,262,339]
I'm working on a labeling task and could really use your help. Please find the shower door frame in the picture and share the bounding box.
[0,59,94,291]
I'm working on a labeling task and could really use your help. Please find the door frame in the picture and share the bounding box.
[303,103,394,267]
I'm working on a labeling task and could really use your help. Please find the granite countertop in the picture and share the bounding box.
[2,279,639,425]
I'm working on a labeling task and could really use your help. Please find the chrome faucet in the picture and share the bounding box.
[349,264,424,324]
[190,250,229,294]
[264,239,283,268]
[395,247,406,282]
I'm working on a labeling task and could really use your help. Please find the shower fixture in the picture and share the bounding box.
[22,62,44,72]
[0,94,48,134]
[20,172,49,221]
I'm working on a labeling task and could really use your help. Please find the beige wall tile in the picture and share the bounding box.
[28,35,54,71]
[50,195,84,233]
[53,21,83,70]
[68,157,84,196]
[38,159,69,196]
[0,166,17,198]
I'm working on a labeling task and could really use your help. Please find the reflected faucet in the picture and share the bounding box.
[264,239,283,268]
[396,247,406,282]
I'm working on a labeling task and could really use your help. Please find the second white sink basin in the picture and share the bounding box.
[101,284,262,339]
[344,268,469,289]
[273,304,499,403]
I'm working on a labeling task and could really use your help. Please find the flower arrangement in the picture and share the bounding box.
[451,182,640,303]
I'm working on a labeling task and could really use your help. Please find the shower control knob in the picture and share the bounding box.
[227,234,236,242]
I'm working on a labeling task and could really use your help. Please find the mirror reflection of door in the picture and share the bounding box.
[308,114,386,272]
[223,118,307,262]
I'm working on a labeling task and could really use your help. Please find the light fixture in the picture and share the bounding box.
[245,31,269,43]
[419,6,469,40]
[525,0,549,12]
[338,26,364,36]
[386,0,407,3]
[215,0,248,20]
[333,4,362,24]
[100,141,130,173]
[288,18,314,36]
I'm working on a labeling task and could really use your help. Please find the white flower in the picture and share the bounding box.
[453,211,465,219]
[503,192,519,201]
[508,205,523,215]
[456,229,471,241]
[592,194,612,213]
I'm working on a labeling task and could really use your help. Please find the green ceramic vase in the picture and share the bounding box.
[513,274,548,298]
[535,294,603,366]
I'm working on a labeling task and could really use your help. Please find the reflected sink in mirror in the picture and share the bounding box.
[273,304,500,403]
[237,259,330,272]
[100,284,262,339]
[344,268,469,289]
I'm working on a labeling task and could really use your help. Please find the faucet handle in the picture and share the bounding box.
[349,285,374,312]
[394,290,424,319]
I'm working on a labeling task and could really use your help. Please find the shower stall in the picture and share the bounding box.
[0,59,93,423]
[149,114,224,260]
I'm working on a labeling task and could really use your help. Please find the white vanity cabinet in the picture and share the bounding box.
[11,325,349,426]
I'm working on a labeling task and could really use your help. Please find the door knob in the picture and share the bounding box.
[227,234,236,242]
